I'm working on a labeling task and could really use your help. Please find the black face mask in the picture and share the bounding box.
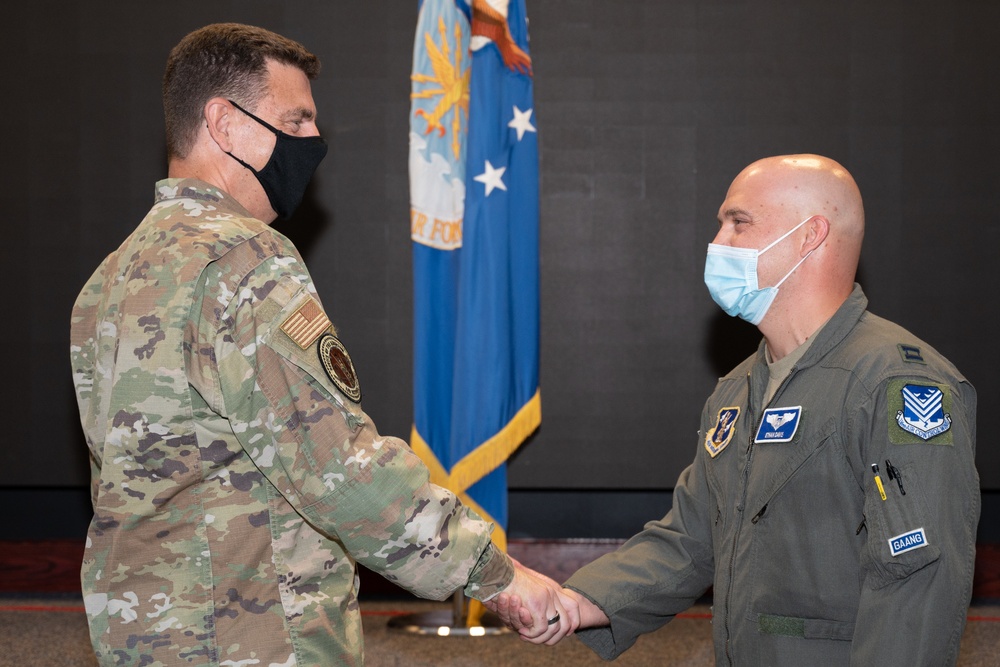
[226,99,328,220]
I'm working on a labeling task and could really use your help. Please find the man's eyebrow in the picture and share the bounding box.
[721,207,752,221]
[282,107,315,122]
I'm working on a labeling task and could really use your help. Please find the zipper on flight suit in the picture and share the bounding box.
[722,366,796,666]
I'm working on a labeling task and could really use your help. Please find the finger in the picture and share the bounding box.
[521,615,573,646]
[502,594,527,630]
[519,591,566,645]
[556,590,581,631]
[541,600,568,645]
[517,604,533,628]
[519,594,550,637]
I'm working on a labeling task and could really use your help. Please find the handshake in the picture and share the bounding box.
[482,558,608,644]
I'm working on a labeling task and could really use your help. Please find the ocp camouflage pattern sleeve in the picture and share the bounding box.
[197,237,505,601]
[70,266,107,507]
[70,179,511,667]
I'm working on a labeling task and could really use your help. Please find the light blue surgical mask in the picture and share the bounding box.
[704,217,814,325]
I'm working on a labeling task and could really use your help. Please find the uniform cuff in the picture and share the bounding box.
[463,542,514,602]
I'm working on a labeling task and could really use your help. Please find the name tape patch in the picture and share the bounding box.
[754,406,802,443]
[888,527,928,557]
[705,407,740,458]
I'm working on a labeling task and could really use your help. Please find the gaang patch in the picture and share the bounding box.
[888,527,928,557]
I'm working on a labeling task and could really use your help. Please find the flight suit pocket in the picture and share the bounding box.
[862,462,940,589]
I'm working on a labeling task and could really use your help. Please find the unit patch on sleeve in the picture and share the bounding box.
[280,297,332,349]
[887,379,953,445]
[318,333,362,403]
[705,407,740,458]
[754,406,802,444]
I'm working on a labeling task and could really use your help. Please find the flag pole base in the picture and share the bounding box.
[386,593,509,637]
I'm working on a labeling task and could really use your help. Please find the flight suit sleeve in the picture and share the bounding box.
[851,374,979,666]
[564,454,716,660]
[203,248,512,601]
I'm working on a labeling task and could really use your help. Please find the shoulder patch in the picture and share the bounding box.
[280,297,332,349]
[705,407,740,458]
[319,334,362,403]
[887,379,953,444]
[754,406,802,443]
[897,343,925,364]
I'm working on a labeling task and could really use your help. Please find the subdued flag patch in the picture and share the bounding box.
[280,298,331,349]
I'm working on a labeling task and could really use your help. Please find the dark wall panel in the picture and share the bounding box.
[513,0,1000,489]
[1,0,996,496]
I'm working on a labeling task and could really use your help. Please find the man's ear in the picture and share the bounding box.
[204,97,235,153]
[801,215,830,255]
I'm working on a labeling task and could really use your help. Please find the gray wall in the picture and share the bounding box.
[1,1,997,540]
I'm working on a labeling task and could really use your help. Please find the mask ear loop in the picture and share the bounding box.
[225,151,260,176]
[228,99,282,136]
[774,249,815,288]
[224,100,280,176]
[762,215,817,288]
[759,216,814,254]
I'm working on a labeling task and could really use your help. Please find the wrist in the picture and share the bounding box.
[563,587,610,628]
[463,542,514,602]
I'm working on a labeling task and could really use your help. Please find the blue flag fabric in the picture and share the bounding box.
[409,0,540,547]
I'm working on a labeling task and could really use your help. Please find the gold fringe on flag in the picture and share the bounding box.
[409,389,541,628]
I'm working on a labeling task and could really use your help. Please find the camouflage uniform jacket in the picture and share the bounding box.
[70,179,512,666]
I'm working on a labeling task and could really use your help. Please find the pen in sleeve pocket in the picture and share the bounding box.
[871,463,887,501]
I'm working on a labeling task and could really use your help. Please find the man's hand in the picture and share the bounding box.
[483,558,580,644]
[491,580,609,646]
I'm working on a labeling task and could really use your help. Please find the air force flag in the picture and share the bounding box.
[409,0,541,555]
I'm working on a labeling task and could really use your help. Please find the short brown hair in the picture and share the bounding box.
[163,23,320,160]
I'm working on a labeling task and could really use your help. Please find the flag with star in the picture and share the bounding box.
[409,0,540,563]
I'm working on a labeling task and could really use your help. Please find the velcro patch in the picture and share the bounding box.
[897,343,925,364]
[754,406,802,443]
[280,298,331,349]
[705,407,740,458]
[887,379,953,444]
[888,528,928,557]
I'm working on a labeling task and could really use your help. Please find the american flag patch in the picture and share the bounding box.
[280,298,331,349]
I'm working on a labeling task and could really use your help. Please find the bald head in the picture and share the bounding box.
[733,154,865,267]
[712,154,866,353]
